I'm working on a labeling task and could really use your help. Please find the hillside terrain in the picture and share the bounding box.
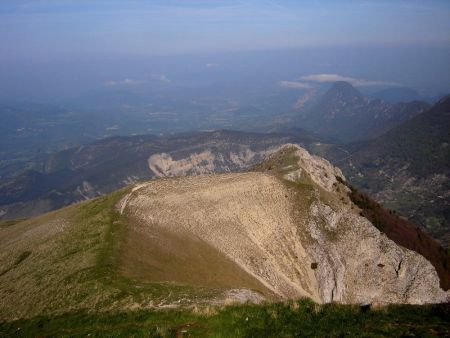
[1,145,448,325]
[298,81,428,142]
[323,95,450,247]
[0,130,311,220]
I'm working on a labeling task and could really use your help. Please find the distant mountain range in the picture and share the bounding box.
[298,81,429,143]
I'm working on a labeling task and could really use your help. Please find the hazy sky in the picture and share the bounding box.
[1,0,449,101]
[1,0,450,58]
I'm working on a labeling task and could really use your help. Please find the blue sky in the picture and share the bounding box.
[1,0,450,59]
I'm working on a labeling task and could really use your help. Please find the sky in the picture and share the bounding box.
[1,0,450,58]
[0,0,449,101]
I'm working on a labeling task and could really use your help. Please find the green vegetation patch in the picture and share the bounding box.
[252,146,301,176]
[1,299,449,337]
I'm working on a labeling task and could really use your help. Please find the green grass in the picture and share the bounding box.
[1,299,449,337]
[0,219,25,228]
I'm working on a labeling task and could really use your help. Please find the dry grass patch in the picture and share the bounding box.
[120,220,271,294]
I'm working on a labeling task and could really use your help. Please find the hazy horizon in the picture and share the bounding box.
[1,0,450,102]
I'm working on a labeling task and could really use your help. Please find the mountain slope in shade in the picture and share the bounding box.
[1,144,448,321]
[328,95,450,247]
[300,81,428,143]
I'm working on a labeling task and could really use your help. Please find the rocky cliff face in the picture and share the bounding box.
[120,144,449,305]
[148,146,279,178]
[305,199,446,304]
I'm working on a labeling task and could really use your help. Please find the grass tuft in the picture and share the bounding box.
[14,251,32,266]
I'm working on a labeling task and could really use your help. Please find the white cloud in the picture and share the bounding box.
[149,74,171,84]
[300,74,354,83]
[206,63,219,69]
[104,78,145,86]
[104,74,171,86]
[299,74,399,87]
[278,81,312,89]
[123,78,143,85]
[104,80,118,86]
[158,74,171,84]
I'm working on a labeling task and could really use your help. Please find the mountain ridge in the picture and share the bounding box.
[1,144,448,322]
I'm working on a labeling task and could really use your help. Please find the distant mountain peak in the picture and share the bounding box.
[325,81,364,102]
[300,81,428,143]
[303,81,365,128]
[331,80,356,90]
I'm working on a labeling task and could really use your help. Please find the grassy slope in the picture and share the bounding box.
[0,189,223,321]
[1,299,449,337]
[121,221,273,296]
[0,190,131,320]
